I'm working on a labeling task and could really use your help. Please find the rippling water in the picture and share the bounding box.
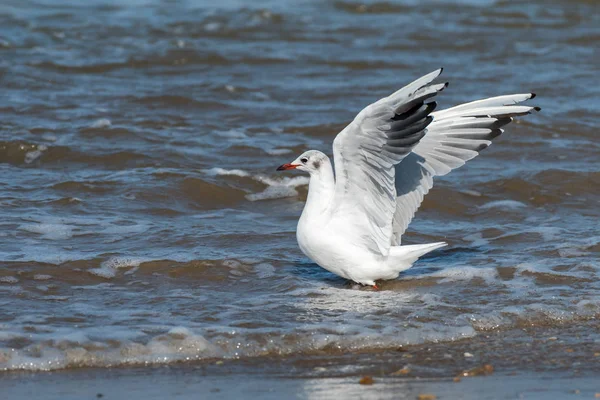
[0,0,599,373]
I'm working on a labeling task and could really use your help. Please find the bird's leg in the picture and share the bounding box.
[346,280,379,290]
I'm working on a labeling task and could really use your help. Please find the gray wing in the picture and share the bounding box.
[391,94,540,244]
[332,69,447,256]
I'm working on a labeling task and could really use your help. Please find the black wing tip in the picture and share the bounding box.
[439,67,444,74]
[425,101,437,112]
[530,93,536,99]
[534,106,542,112]
[476,143,490,152]
[488,128,503,139]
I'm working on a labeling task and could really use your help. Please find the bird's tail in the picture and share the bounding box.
[388,242,447,273]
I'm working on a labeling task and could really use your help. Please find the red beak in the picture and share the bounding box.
[276,163,298,171]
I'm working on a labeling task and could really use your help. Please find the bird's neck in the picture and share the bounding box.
[304,160,335,217]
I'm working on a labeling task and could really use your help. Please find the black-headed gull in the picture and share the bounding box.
[277,69,539,288]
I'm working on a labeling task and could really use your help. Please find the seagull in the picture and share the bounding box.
[277,69,539,288]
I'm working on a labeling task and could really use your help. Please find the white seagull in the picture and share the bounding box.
[277,69,539,288]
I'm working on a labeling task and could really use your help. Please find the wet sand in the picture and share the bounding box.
[4,365,599,400]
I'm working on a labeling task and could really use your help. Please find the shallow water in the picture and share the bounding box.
[0,0,599,372]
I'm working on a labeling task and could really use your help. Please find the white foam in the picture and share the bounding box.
[0,320,476,372]
[89,257,146,279]
[514,262,553,275]
[18,215,150,246]
[479,200,527,210]
[265,148,292,155]
[24,145,47,164]
[204,22,222,32]
[90,118,111,128]
[203,168,250,178]
[525,303,571,322]
[558,247,589,257]
[0,276,18,284]
[19,223,73,240]
[469,312,508,331]
[246,184,300,201]
[460,189,482,197]
[249,175,308,201]
[0,327,218,371]
[253,263,276,279]
[216,129,247,138]
[528,226,563,242]
[203,167,309,201]
[425,266,498,284]
[462,232,489,247]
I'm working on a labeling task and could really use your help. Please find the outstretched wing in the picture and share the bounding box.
[391,94,540,244]
[332,69,447,256]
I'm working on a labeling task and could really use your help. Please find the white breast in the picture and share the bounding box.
[296,214,388,284]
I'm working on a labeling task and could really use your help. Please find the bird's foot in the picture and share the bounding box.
[345,280,380,290]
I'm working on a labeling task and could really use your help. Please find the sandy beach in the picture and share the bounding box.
[4,364,599,399]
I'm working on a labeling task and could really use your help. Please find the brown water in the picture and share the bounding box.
[0,0,599,379]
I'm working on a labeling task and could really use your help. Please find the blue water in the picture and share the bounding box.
[0,0,598,371]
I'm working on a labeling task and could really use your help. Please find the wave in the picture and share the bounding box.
[203,167,309,201]
[0,140,49,165]
[29,49,291,74]
[0,140,161,168]
[131,95,228,110]
[1,249,599,372]
[1,290,598,372]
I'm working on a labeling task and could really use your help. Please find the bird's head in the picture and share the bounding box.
[276,150,328,175]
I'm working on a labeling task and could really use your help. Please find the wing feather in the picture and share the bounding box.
[332,69,447,255]
[391,93,539,244]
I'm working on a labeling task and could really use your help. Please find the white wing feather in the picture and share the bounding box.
[391,94,540,244]
[331,69,447,255]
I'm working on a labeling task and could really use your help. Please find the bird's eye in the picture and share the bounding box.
[300,157,308,164]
